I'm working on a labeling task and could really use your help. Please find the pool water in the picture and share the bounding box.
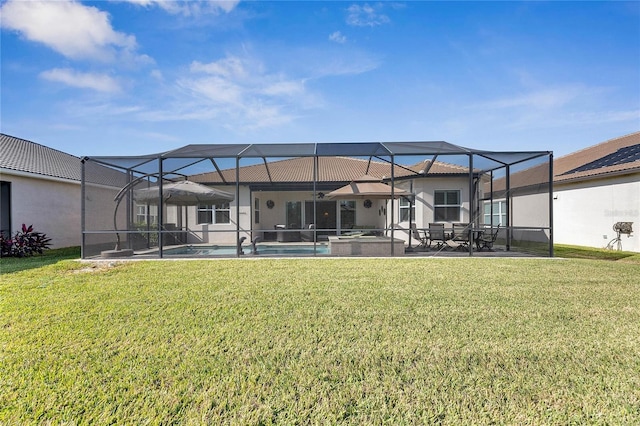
[164,244,329,256]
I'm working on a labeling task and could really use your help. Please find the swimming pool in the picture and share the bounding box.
[163,243,330,256]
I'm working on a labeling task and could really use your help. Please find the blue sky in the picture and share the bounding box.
[1,1,639,158]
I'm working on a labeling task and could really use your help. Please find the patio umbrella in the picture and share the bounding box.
[133,180,234,206]
[326,175,410,200]
[327,175,415,247]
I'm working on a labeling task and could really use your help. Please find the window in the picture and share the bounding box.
[135,204,157,225]
[197,203,230,224]
[399,197,414,222]
[483,200,506,226]
[254,198,260,224]
[434,190,460,222]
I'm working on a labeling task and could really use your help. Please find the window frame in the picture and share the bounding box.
[398,196,415,223]
[483,200,506,226]
[197,203,231,225]
[254,198,260,224]
[135,204,158,225]
[434,190,461,222]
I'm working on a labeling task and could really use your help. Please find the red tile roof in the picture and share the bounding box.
[190,156,469,184]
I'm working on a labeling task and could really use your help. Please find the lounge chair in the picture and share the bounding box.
[410,223,428,249]
[476,224,501,251]
[427,223,446,249]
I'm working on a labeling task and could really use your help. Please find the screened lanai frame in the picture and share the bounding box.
[81,141,553,258]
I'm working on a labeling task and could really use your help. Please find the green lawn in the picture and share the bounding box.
[1,254,639,424]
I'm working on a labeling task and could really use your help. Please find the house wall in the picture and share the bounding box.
[166,186,251,245]
[511,193,551,228]
[553,174,639,252]
[157,177,479,247]
[1,172,80,248]
[393,177,471,244]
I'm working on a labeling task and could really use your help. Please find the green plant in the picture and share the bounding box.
[133,222,159,247]
[0,224,51,258]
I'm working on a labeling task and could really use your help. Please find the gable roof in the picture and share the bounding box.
[0,133,127,187]
[554,130,640,183]
[0,133,81,181]
[189,156,469,185]
[487,131,640,194]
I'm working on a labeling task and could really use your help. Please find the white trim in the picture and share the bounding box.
[1,168,79,185]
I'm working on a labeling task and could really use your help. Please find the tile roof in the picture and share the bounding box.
[554,131,640,183]
[487,131,640,192]
[1,133,81,181]
[0,133,128,187]
[190,156,469,184]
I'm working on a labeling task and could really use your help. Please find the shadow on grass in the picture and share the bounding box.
[555,244,639,263]
[0,247,81,274]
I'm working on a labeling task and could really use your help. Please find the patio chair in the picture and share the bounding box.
[451,223,470,250]
[476,224,501,251]
[301,224,316,242]
[427,223,446,250]
[410,223,428,249]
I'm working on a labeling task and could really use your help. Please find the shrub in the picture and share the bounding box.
[0,224,52,258]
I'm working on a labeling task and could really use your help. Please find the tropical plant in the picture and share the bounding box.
[0,224,51,257]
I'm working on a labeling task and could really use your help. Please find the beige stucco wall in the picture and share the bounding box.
[391,178,471,243]
[2,172,80,248]
[148,177,477,247]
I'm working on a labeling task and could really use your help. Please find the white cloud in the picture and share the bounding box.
[346,3,390,27]
[150,69,164,81]
[481,87,585,110]
[0,0,143,63]
[120,0,240,16]
[329,31,347,44]
[40,68,121,93]
[184,56,306,104]
[144,54,311,128]
[190,57,251,80]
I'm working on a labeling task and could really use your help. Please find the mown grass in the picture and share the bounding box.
[555,244,640,262]
[0,246,81,274]
[1,254,639,424]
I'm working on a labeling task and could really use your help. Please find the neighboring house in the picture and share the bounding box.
[553,131,639,252]
[490,131,640,252]
[1,133,82,248]
[0,133,126,250]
